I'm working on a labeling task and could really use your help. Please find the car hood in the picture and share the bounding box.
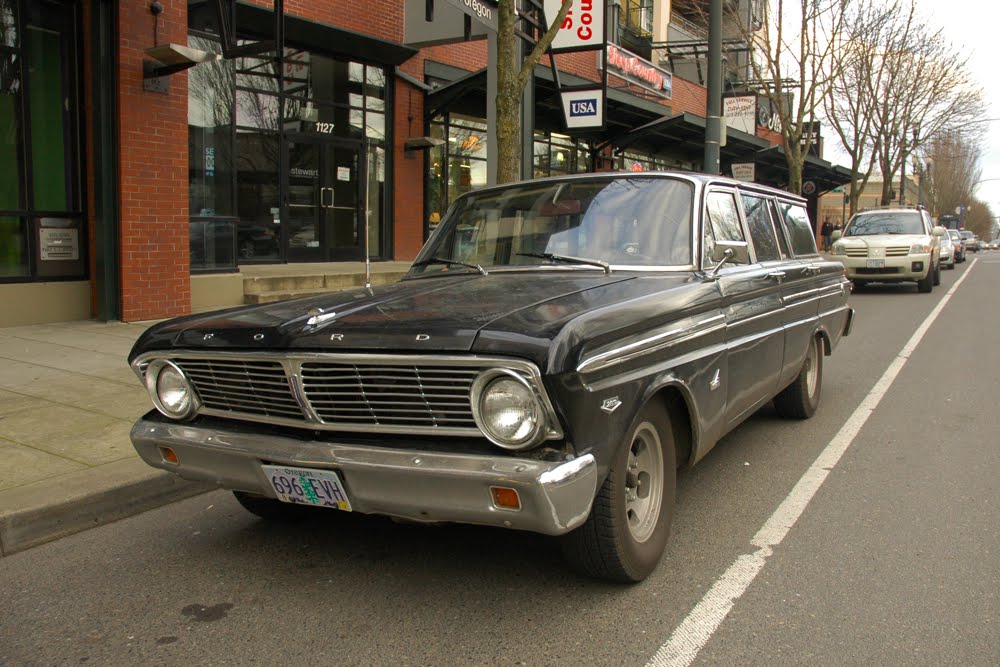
[129,272,700,364]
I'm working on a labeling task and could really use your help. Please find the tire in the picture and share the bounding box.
[560,403,676,583]
[933,261,941,286]
[917,265,934,293]
[773,335,823,419]
[232,490,316,521]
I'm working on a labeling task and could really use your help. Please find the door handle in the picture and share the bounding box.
[804,264,822,275]
[767,271,786,283]
[320,187,334,208]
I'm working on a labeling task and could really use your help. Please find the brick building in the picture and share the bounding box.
[0,0,848,326]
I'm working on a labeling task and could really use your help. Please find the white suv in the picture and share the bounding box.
[831,207,945,293]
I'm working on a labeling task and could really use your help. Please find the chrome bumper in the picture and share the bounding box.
[130,418,598,536]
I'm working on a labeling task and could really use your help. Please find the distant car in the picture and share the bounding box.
[939,231,956,269]
[960,230,978,253]
[948,229,965,263]
[991,242,999,250]
[831,206,945,292]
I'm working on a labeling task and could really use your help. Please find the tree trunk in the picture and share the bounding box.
[495,1,520,184]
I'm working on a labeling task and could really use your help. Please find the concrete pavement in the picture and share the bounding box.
[0,319,211,557]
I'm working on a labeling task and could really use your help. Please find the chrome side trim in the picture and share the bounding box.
[576,314,725,373]
[782,284,846,304]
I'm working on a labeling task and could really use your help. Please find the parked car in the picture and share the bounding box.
[960,230,978,253]
[127,172,854,583]
[948,229,965,263]
[831,206,945,292]
[939,230,956,269]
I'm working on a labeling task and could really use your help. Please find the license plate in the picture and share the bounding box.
[866,259,885,269]
[262,464,352,511]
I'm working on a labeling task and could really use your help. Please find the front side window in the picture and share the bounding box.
[704,190,747,266]
[411,177,694,275]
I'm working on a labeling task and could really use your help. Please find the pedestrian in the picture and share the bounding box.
[821,219,834,251]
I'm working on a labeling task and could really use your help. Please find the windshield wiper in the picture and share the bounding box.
[411,256,488,275]
[515,252,611,274]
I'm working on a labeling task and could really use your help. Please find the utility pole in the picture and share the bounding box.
[704,0,723,175]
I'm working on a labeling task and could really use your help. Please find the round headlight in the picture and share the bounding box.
[472,371,543,449]
[146,360,198,419]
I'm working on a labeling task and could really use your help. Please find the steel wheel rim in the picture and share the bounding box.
[624,421,664,543]
[805,337,820,397]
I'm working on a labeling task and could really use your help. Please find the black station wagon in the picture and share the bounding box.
[129,172,854,583]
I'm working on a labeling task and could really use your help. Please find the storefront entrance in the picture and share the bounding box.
[284,136,365,262]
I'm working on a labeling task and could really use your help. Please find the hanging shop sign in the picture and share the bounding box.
[723,95,756,135]
[731,163,756,182]
[560,88,605,130]
[599,44,672,99]
[546,0,605,51]
[442,0,498,32]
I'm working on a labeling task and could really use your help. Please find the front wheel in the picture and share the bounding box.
[933,261,941,285]
[774,335,823,419]
[560,403,676,583]
[917,265,934,293]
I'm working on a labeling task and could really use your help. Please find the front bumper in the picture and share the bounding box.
[130,418,598,536]
[838,253,932,281]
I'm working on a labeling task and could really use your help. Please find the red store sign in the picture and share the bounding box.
[601,44,672,99]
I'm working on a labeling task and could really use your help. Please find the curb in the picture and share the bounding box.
[0,458,213,557]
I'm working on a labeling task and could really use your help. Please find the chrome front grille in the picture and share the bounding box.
[177,358,304,419]
[844,245,911,258]
[300,363,479,428]
[135,352,557,439]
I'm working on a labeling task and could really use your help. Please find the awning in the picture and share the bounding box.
[236,2,417,66]
[754,146,852,194]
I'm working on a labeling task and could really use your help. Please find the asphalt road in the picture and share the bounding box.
[2,258,998,667]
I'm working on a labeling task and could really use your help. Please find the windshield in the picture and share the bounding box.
[844,211,925,236]
[408,176,694,276]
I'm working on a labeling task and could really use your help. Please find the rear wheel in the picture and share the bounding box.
[560,403,676,583]
[232,490,317,521]
[774,335,823,419]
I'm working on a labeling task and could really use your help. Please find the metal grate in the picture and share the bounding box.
[175,357,305,420]
[300,362,479,428]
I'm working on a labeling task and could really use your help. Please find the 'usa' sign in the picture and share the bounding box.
[561,89,604,130]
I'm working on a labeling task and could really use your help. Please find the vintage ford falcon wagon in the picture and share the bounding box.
[129,172,854,583]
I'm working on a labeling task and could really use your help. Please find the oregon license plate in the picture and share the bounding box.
[262,465,352,511]
[866,259,885,269]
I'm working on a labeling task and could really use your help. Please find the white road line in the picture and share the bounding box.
[646,259,979,667]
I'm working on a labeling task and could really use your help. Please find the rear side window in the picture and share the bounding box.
[777,203,819,257]
[742,194,781,262]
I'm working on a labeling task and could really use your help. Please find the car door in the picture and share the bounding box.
[703,187,785,425]
[772,199,845,388]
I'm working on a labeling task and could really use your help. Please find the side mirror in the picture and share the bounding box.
[706,240,750,280]
[931,226,946,237]
[831,230,843,241]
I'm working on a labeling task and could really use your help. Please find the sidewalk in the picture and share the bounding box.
[0,320,211,557]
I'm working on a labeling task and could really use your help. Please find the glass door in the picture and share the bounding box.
[284,136,364,262]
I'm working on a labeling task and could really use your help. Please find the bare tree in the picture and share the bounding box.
[923,130,983,220]
[730,0,852,195]
[495,0,574,184]
[823,0,899,216]
[866,3,985,205]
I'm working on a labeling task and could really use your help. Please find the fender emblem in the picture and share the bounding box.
[253,333,265,341]
[330,334,344,341]
[710,369,722,391]
[600,398,622,413]
[415,334,430,341]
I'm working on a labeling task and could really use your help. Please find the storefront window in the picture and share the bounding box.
[188,34,233,218]
[533,131,591,177]
[1,0,83,283]
[0,51,23,210]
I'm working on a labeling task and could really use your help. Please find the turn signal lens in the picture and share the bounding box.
[159,446,179,464]
[490,486,521,511]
